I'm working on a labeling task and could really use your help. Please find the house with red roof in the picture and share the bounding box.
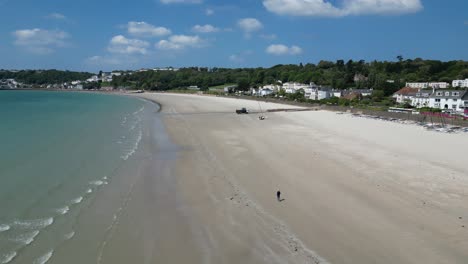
[392,87,419,104]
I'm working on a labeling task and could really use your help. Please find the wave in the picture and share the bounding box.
[121,116,127,126]
[0,224,10,232]
[64,231,75,240]
[12,230,40,245]
[86,188,93,194]
[90,180,104,186]
[121,130,142,161]
[13,218,53,230]
[71,197,83,205]
[0,252,17,264]
[33,250,53,264]
[102,176,108,180]
[56,206,69,215]
[133,106,144,115]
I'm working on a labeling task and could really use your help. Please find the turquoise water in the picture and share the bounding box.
[0,91,146,264]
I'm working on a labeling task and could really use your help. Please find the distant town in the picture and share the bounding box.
[1,60,467,117]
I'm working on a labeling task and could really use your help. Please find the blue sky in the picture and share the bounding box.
[0,0,467,72]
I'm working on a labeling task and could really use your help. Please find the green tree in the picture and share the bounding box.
[237,78,250,91]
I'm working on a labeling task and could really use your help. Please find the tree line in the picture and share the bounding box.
[0,70,93,85]
[111,58,468,96]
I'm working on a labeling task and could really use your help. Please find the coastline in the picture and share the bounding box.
[132,92,468,263]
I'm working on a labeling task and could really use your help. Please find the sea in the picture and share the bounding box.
[0,90,150,264]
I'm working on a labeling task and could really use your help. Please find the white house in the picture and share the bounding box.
[452,79,468,88]
[430,82,450,89]
[331,89,343,98]
[310,88,332,100]
[86,75,99,82]
[393,87,419,104]
[261,84,281,92]
[428,90,468,113]
[282,82,311,94]
[406,82,450,89]
[411,90,432,108]
[259,88,273,96]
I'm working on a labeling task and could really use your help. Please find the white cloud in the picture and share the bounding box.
[85,55,123,66]
[229,54,243,63]
[260,33,277,40]
[108,35,149,55]
[156,35,205,50]
[205,8,214,15]
[229,50,253,63]
[160,0,202,3]
[262,0,423,17]
[192,24,220,33]
[266,44,302,55]
[238,18,263,33]
[46,13,66,20]
[13,28,69,54]
[127,21,171,38]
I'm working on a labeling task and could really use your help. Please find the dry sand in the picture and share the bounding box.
[135,93,468,264]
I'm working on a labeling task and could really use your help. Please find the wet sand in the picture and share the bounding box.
[126,93,468,264]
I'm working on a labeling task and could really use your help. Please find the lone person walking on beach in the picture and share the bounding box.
[276,190,281,201]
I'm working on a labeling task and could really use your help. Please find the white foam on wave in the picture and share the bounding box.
[71,197,83,205]
[56,206,69,215]
[86,188,93,194]
[0,252,17,264]
[33,250,53,264]
[0,224,10,232]
[12,230,40,245]
[133,106,144,115]
[64,231,75,240]
[90,180,104,186]
[121,129,142,161]
[13,218,53,230]
[102,176,108,180]
[121,116,127,126]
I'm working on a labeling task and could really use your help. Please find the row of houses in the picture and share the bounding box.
[394,87,468,114]
[405,79,468,89]
[0,79,21,89]
[252,82,374,101]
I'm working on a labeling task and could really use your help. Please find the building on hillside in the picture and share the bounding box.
[411,90,432,108]
[87,75,99,82]
[261,84,281,92]
[0,79,19,89]
[406,82,450,89]
[452,79,468,88]
[282,82,311,94]
[353,74,368,83]
[331,89,343,98]
[428,90,468,113]
[393,87,419,104]
[259,88,273,96]
[310,87,332,100]
[347,89,374,97]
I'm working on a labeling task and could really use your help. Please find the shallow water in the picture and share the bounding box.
[0,91,149,264]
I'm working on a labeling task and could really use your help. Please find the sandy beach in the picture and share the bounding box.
[129,93,468,264]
